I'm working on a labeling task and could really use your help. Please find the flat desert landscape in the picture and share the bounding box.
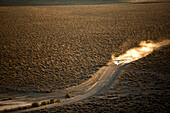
[0,0,170,112]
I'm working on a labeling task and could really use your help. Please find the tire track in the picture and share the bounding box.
[18,62,123,113]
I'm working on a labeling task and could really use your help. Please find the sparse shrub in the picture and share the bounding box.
[32,102,40,107]
[56,99,61,103]
[41,109,49,113]
[47,101,50,104]
[3,109,8,112]
[8,97,13,100]
[18,107,22,110]
[41,101,47,105]
[50,99,55,104]
[65,93,71,98]
[46,90,52,93]
[92,96,96,98]
[23,106,28,109]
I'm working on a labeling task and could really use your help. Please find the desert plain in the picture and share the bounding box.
[0,0,170,112]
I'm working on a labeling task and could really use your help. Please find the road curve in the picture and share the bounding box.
[18,62,122,113]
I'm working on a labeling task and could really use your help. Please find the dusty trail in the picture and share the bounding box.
[13,62,122,112]
[3,40,169,112]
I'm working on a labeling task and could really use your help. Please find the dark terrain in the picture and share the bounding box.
[1,0,169,6]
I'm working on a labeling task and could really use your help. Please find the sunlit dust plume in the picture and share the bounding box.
[111,40,170,65]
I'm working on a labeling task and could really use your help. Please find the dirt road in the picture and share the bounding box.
[14,62,122,112]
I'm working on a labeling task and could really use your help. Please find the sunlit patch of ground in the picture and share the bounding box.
[112,40,170,65]
[33,38,170,113]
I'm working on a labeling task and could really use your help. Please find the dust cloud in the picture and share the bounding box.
[112,40,170,65]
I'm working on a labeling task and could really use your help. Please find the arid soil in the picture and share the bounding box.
[1,2,169,92]
[0,1,169,113]
[28,40,170,113]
